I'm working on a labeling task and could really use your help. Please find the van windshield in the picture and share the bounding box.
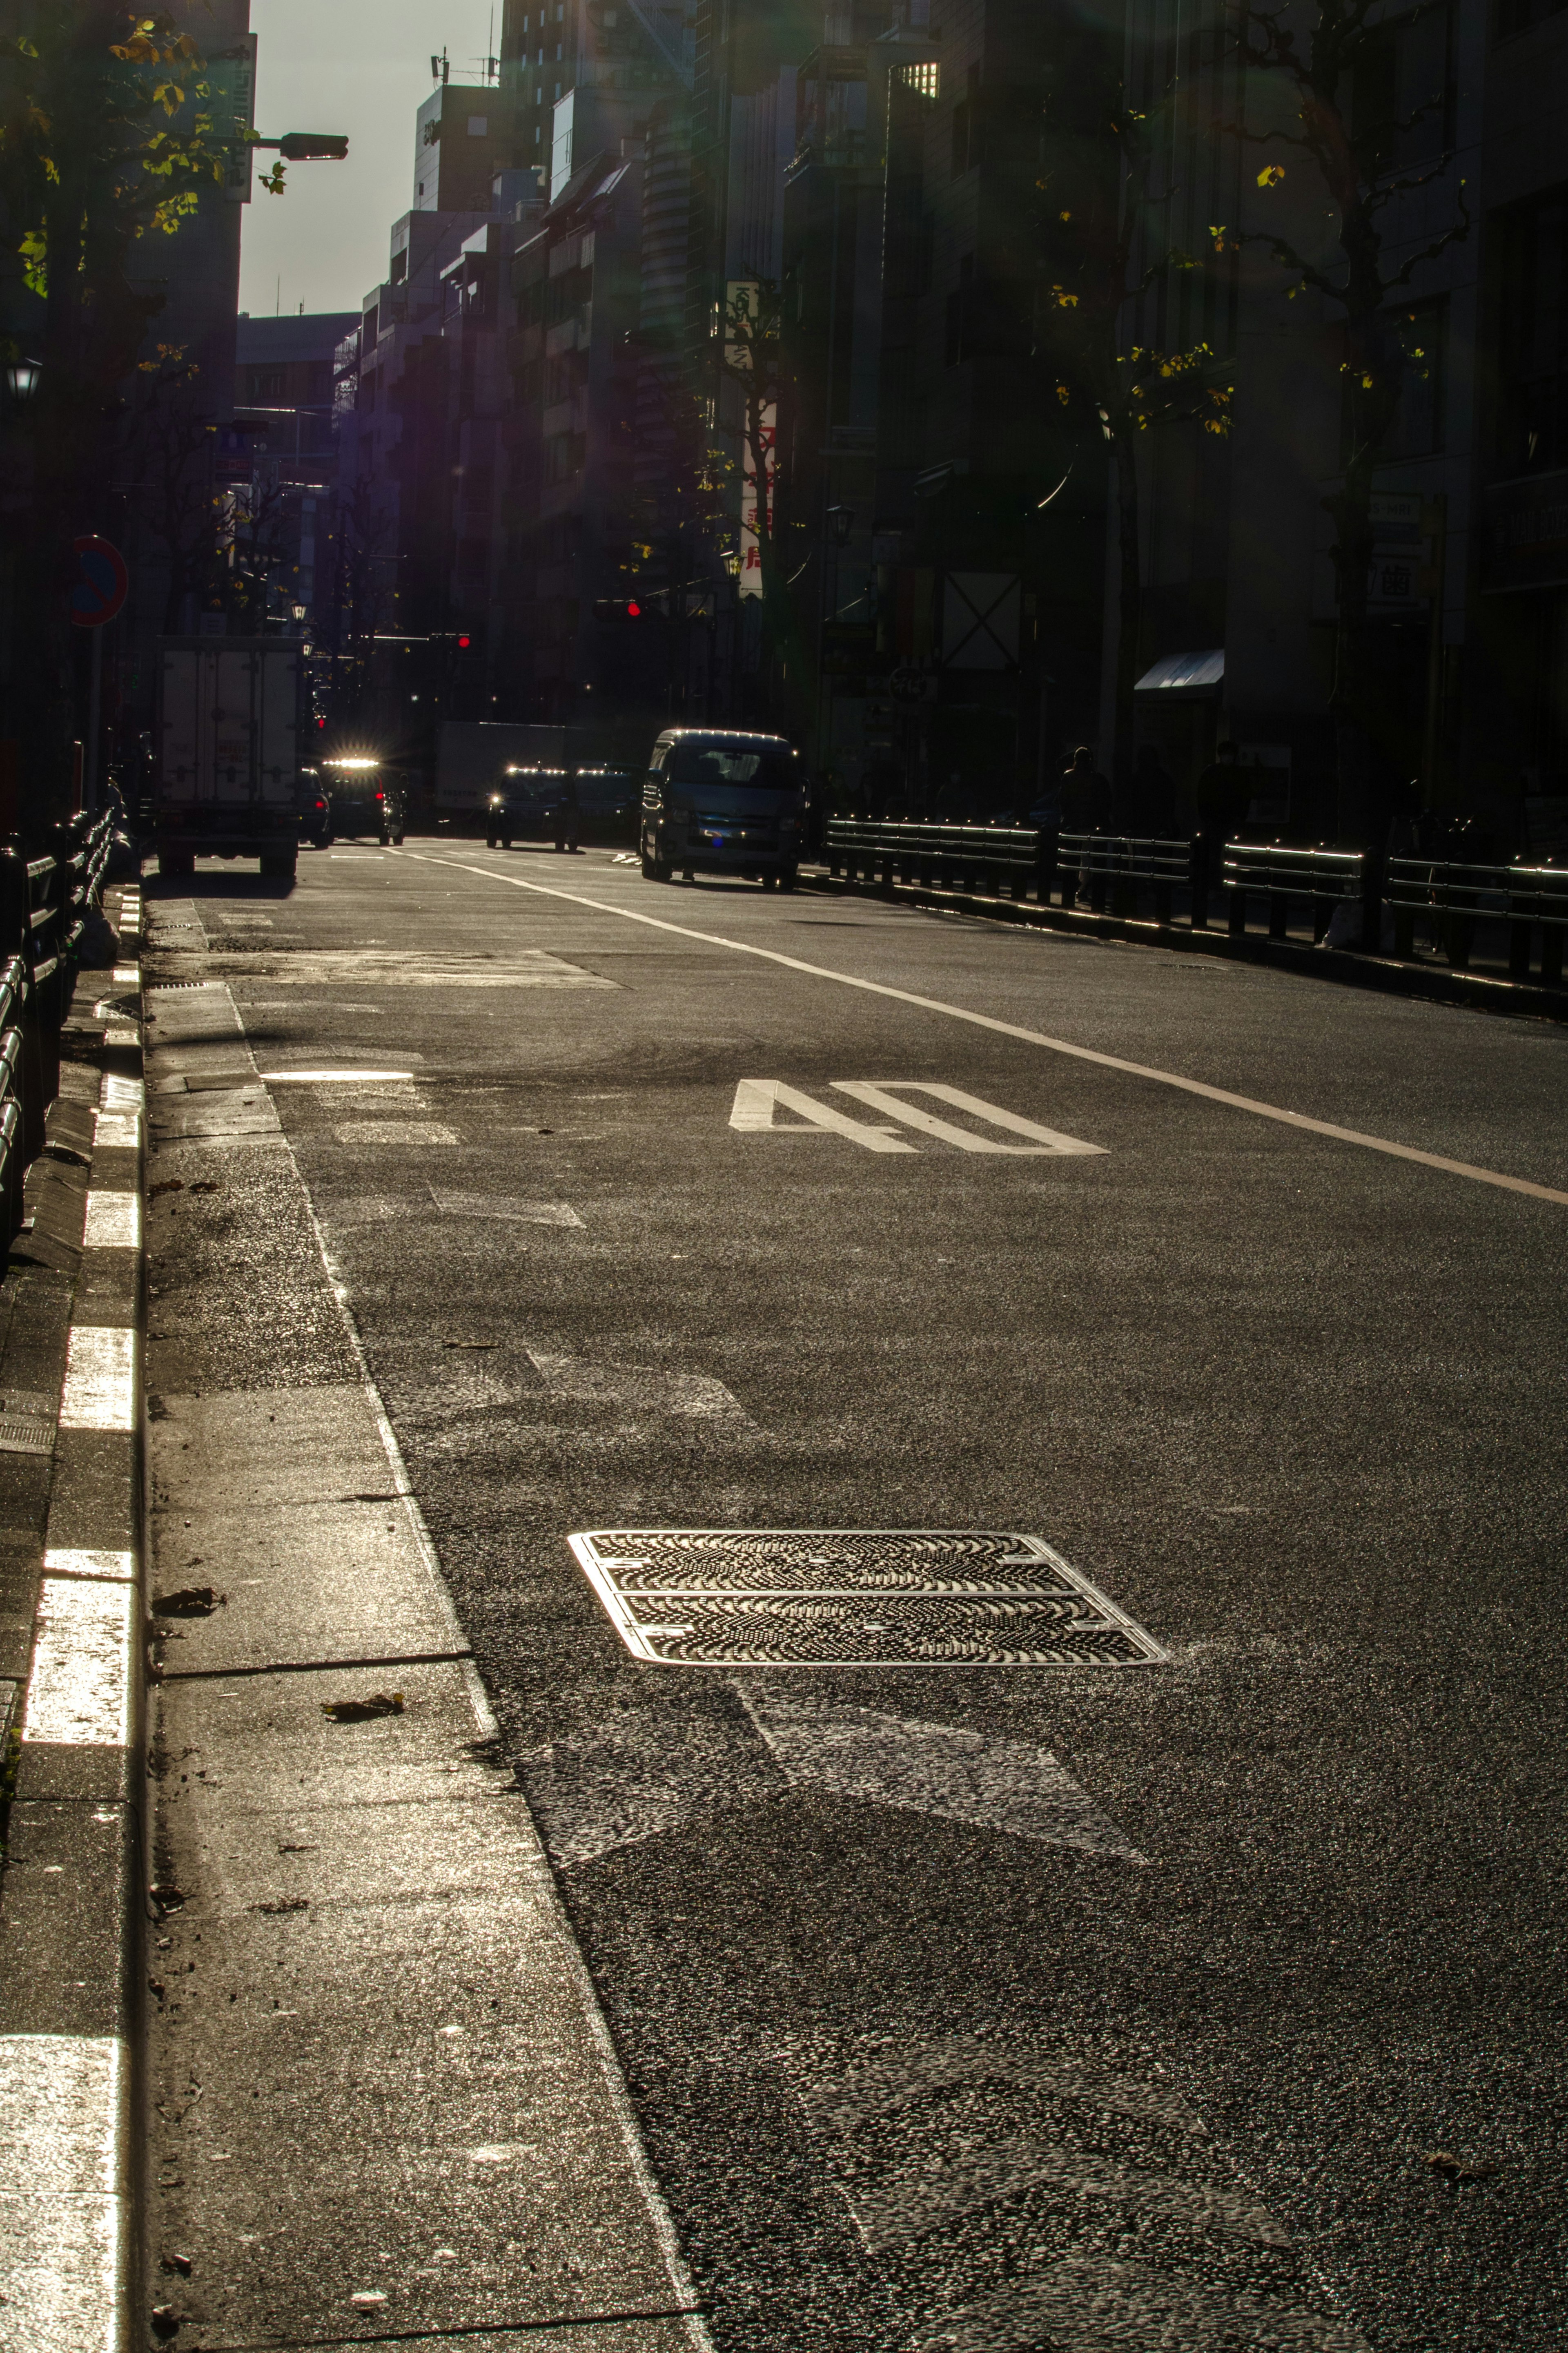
[664,742,797,790]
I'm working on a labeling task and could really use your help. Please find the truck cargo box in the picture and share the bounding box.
[156,637,302,877]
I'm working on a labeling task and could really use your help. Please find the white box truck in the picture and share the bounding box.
[157,636,302,878]
[435,721,579,826]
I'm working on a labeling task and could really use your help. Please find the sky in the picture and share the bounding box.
[238,0,499,320]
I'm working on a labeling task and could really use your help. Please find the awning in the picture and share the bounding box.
[1133,649,1225,696]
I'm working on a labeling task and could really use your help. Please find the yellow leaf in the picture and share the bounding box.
[1257,165,1285,188]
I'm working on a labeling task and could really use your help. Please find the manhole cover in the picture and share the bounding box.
[567,1530,1165,1667]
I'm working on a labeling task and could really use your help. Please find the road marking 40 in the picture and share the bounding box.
[729,1079,1105,1157]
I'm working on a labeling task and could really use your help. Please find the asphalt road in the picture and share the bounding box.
[147,841,1568,2353]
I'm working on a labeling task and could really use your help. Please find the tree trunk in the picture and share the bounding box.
[1111,426,1143,812]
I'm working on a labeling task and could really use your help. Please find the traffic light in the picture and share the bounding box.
[456,633,472,649]
[592,598,644,622]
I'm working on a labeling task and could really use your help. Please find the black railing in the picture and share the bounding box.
[819,820,1568,992]
[0,808,118,1258]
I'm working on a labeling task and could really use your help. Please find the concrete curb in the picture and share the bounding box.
[800,867,1568,1024]
[0,879,145,2353]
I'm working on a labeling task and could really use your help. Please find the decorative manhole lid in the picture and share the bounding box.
[567,1530,1165,1668]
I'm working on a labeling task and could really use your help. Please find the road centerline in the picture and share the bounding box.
[383,849,1568,1209]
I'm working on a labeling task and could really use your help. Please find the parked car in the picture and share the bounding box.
[639,729,805,887]
[485,766,638,850]
[318,758,406,845]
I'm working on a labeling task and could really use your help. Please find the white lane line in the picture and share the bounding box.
[92,1113,140,1149]
[58,1329,136,1432]
[98,1073,143,1112]
[82,1193,140,1250]
[43,1550,134,1584]
[110,966,139,986]
[23,1580,133,1744]
[257,1070,414,1082]
[386,849,1568,1209]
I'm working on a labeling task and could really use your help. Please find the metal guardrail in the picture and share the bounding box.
[0,807,118,1259]
[820,819,1568,988]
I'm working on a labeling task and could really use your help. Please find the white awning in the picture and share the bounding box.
[1133,649,1225,695]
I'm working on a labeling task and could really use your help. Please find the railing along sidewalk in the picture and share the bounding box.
[0,806,117,1260]
[818,818,1568,996]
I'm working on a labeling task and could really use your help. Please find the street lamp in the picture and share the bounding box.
[828,503,854,548]
[252,132,351,161]
[4,357,41,402]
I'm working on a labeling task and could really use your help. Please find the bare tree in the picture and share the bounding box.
[1036,37,1233,797]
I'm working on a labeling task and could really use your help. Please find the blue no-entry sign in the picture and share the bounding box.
[71,535,129,628]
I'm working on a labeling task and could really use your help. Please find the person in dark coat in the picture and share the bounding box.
[1061,746,1111,832]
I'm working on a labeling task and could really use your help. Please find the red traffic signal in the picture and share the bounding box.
[592,598,644,622]
[456,633,472,649]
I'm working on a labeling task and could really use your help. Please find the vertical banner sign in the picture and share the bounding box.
[726,280,775,600]
[209,35,259,201]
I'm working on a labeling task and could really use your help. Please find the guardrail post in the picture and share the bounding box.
[1507,882,1533,981]
[1035,830,1057,906]
[1190,835,1210,930]
[1359,849,1385,955]
[1227,853,1247,937]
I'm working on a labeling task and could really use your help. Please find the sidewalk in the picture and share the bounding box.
[0,882,145,2353]
[138,922,706,2351]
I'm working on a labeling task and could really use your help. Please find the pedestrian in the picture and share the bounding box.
[1060,746,1111,834]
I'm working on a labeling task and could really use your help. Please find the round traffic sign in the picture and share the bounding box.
[71,535,129,628]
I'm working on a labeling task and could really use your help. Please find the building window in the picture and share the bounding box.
[897,60,940,98]
[246,366,286,399]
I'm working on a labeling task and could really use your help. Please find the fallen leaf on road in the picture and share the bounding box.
[443,1337,498,1349]
[149,1884,185,1912]
[253,1896,310,1915]
[149,1180,185,1200]
[322,1691,405,1722]
[161,2254,193,2277]
[151,2307,179,2338]
[154,1587,226,1617]
[188,1180,222,1195]
[1425,2150,1498,2183]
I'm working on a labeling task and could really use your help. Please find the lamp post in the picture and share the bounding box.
[4,358,42,404]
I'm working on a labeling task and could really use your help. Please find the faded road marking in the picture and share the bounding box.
[333,1120,458,1146]
[529,1349,752,1424]
[258,1068,414,1083]
[921,2253,1371,2351]
[430,1190,584,1225]
[43,1550,134,1584]
[739,1688,1147,1859]
[24,1579,133,1744]
[388,850,1568,1209]
[59,1328,136,1432]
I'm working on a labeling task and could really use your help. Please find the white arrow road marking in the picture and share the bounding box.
[518,1697,1144,1868]
[831,1081,1105,1156]
[795,2035,1372,2353]
[921,2255,1372,2351]
[739,1689,1146,1860]
[729,1078,915,1152]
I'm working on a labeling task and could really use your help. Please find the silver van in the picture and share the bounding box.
[639,729,805,889]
